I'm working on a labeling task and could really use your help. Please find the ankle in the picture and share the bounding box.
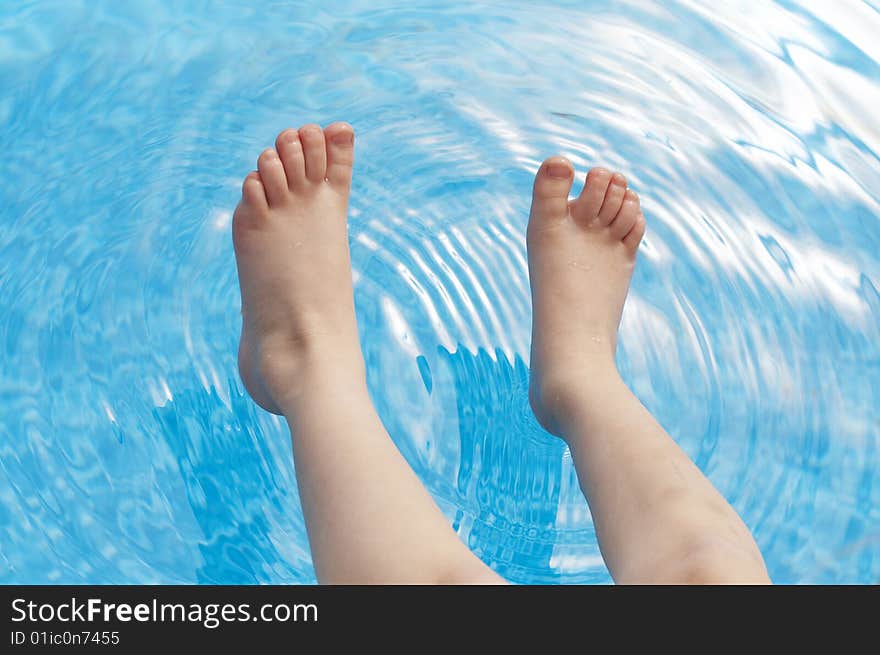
[529,357,623,439]
[257,336,367,411]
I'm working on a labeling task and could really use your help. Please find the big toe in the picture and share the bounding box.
[324,122,355,190]
[529,157,574,224]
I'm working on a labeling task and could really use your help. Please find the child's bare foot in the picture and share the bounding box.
[233,122,364,414]
[527,158,646,437]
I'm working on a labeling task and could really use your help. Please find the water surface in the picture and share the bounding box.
[1,0,878,583]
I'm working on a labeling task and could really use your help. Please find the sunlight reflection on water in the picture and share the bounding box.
[0,0,878,583]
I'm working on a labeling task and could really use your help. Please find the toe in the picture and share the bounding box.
[241,171,268,212]
[299,124,327,182]
[257,148,289,206]
[570,167,612,224]
[596,172,627,225]
[276,129,306,190]
[610,189,640,240]
[530,157,574,222]
[324,122,355,190]
[622,210,646,252]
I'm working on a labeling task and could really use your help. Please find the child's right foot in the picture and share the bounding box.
[233,123,365,415]
[526,158,646,437]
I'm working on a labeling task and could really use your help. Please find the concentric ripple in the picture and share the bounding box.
[1,0,878,584]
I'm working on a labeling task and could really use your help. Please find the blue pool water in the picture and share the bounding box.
[2,0,879,584]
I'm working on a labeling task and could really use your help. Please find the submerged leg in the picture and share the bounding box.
[526,157,769,584]
[232,123,502,584]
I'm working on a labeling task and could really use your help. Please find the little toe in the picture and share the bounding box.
[276,129,306,190]
[529,157,574,223]
[323,122,355,190]
[596,172,627,225]
[299,124,327,182]
[257,148,289,206]
[622,211,647,252]
[241,171,268,212]
[610,189,640,241]
[571,167,613,224]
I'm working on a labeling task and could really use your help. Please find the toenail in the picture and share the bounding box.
[546,162,571,178]
[331,131,353,146]
[612,173,626,186]
[283,131,299,144]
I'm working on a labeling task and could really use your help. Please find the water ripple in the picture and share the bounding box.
[1,0,878,583]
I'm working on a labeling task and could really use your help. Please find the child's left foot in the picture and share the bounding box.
[526,158,646,436]
[232,123,365,414]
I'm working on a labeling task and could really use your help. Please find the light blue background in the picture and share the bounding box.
[1,0,878,583]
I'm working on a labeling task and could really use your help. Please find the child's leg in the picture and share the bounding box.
[232,123,503,584]
[526,158,769,584]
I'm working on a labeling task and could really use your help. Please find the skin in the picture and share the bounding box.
[233,123,502,584]
[526,158,770,584]
[232,123,770,584]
